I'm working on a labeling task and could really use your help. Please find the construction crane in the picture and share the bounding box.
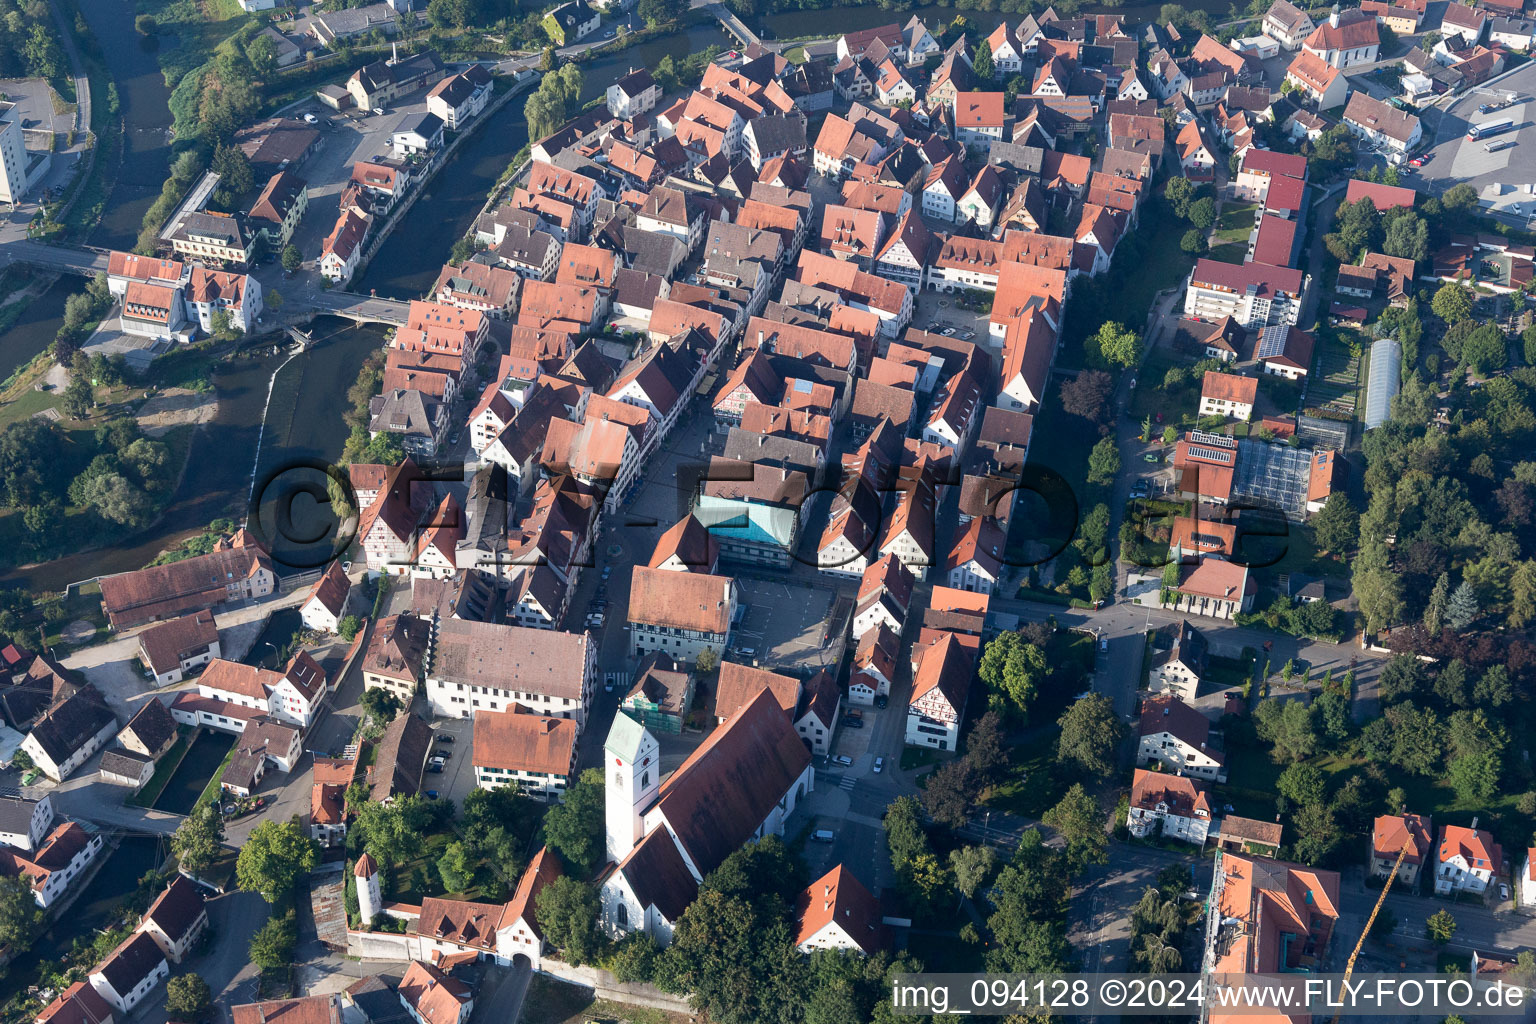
[1329,837,1415,1024]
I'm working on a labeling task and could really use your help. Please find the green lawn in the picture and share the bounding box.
[1217,202,1258,233]
[127,726,194,807]
[1209,241,1248,263]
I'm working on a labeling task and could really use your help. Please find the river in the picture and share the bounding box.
[356,20,731,298]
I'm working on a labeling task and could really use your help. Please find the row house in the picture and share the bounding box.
[424,618,595,734]
[432,257,522,318]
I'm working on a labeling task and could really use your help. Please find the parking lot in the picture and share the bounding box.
[1404,61,1536,226]
[421,712,479,805]
[731,575,844,675]
[281,89,443,269]
[912,288,992,349]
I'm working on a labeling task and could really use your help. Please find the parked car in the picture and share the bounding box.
[436,734,454,743]
[833,755,853,767]
[842,717,864,729]
[1408,156,1425,167]
[812,829,836,842]
[427,763,444,774]
[430,755,446,769]
[303,113,318,124]
[1501,883,1511,901]
[873,757,884,773]
[426,790,439,799]
[1099,636,1109,652]
[874,695,889,709]
[846,708,862,719]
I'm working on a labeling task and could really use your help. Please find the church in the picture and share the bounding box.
[599,686,815,944]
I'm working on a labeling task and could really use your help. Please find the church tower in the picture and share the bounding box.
[355,852,382,925]
[604,711,660,864]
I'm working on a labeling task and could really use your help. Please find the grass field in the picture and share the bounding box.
[1209,241,1248,263]
[1307,329,1364,419]
[127,726,195,808]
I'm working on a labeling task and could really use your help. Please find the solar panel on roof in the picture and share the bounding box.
[1188,445,1235,464]
[1187,430,1235,448]
[1255,325,1288,360]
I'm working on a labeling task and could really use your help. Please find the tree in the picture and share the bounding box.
[542,767,605,874]
[62,373,93,420]
[1086,435,1120,485]
[1461,324,1508,375]
[437,840,476,892]
[1448,752,1499,802]
[950,845,996,902]
[1383,213,1428,263]
[1432,283,1473,324]
[1426,909,1457,945]
[134,13,157,33]
[1446,580,1479,630]
[609,933,661,983]
[1059,369,1114,424]
[1291,803,1341,865]
[78,472,151,526]
[281,244,303,273]
[524,89,566,143]
[337,614,362,641]
[1056,694,1123,779]
[921,758,979,829]
[1253,698,1318,762]
[1312,493,1359,553]
[973,39,994,80]
[637,0,687,28]
[978,631,1048,718]
[535,876,602,964]
[211,142,256,198]
[1180,228,1206,254]
[1186,196,1216,230]
[1423,572,1451,636]
[359,686,401,724]
[884,795,930,873]
[1277,762,1327,808]
[0,876,42,954]
[1164,176,1195,218]
[661,886,804,1024]
[986,832,1071,973]
[172,803,225,875]
[1093,321,1142,369]
[1042,784,1108,873]
[964,711,1008,784]
[237,820,318,902]
[246,33,277,75]
[165,975,212,1021]
[249,910,298,970]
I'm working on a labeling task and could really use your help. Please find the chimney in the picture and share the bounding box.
[1472,815,1479,830]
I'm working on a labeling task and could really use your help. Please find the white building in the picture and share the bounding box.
[471,707,577,801]
[21,689,117,782]
[793,865,884,955]
[299,561,352,634]
[424,619,595,735]
[0,102,34,204]
[905,633,970,751]
[0,821,102,907]
[1435,824,1503,896]
[1184,259,1306,327]
[88,932,168,1016]
[1137,695,1227,783]
[0,795,51,852]
[607,68,661,120]
[1148,620,1208,699]
[139,875,210,963]
[1127,769,1213,845]
[600,695,814,946]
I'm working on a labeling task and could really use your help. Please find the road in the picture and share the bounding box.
[45,0,91,141]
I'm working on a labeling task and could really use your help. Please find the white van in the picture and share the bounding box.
[811,830,836,843]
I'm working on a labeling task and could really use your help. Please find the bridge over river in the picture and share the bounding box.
[1,237,410,327]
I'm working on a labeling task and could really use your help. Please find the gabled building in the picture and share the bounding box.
[136,610,221,686]
[1138,694,1226,782]
[794,865,884,955]
[21,688,116,782]
[139,875,209,963]
[1128,769,1212,845]
[472,706,577,801]
[906,631,971,751]
[1436,823,1503,895]
[600,691,814,945]
[1371,813,1433,887]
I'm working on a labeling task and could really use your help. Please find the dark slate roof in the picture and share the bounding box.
[92,931,165,997]
[0,796,43,837]
[28,687,114,765]
[100,750,152,779]
[122,698,177,754]
[143,875,207,945]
